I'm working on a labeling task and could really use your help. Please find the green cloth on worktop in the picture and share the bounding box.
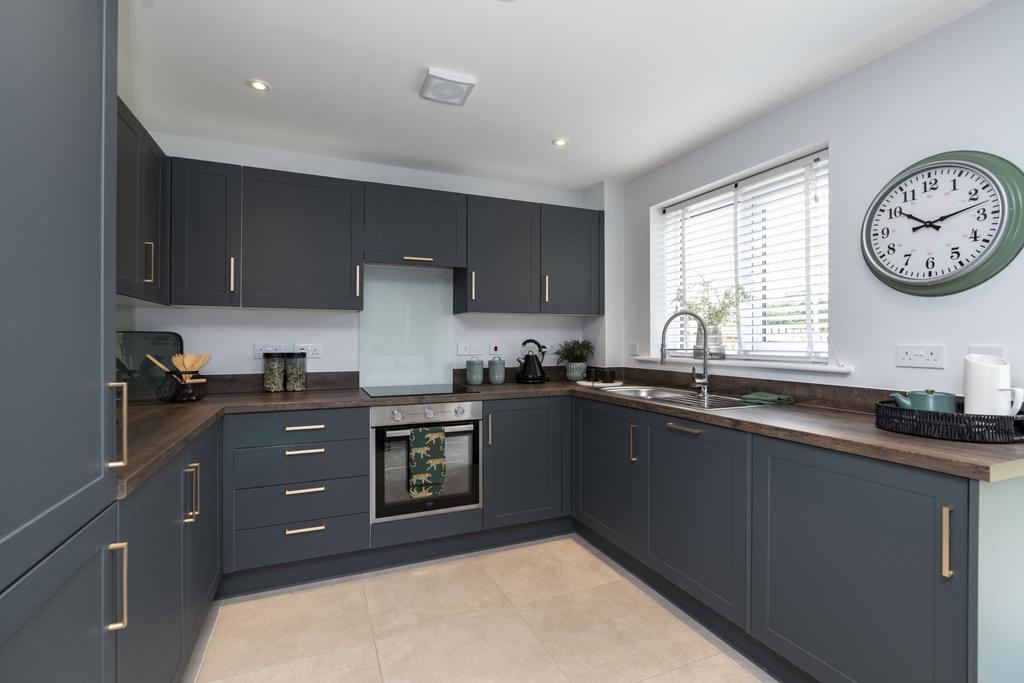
[408,427,446,497]
[741,391,794,405]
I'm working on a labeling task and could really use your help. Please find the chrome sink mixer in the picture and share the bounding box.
[659,309,710,410]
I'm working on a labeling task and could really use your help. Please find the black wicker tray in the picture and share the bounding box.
[876,400,1024,443]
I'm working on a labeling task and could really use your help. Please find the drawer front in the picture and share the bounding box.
[234,439,369,489]
[234,477,369,530]
[233,408,368,448]
[234,513,369,571]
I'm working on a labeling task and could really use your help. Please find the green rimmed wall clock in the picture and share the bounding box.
[861,150,1024,296]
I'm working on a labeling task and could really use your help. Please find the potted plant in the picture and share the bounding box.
[555,339,595,381]
[675,276,749,358]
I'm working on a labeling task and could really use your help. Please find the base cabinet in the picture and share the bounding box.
[751,436,969,683]
[183,427,222,652]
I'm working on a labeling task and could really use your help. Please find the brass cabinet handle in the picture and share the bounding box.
[107,541,128,631]
[183,464,198,523]
[488,414,493,446]
[403,256,434,262]
[284,447,327,456]
[355,264,361,297]
[285,424,325,432]
[471,271,477,301]
[941,505,954,578]
[285,485,326,496]
[666,422,703,435]
[191,462,200,517]
[628,424,637,463]
[143,241,155,283]
[285,524,326,536]
[229,256,236,293]
[107,382,128,468]
[544,275,550,303]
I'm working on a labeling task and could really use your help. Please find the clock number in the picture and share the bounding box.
[969,188,979,201]
[887,207,903,220]
[969,229,980,242]
[902,189,917,203]
[976,207,988,221]
[921,178,938,193]
[880,226,891,239]
[925,256,935,269]
[903,253,912,266]
[951,178,958,191]
[887,243,896,255]
[950,246,961,260]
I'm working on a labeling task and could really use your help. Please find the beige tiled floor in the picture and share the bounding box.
[188,535,776,683]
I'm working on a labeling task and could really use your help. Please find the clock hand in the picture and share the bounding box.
[933,199,990,223]
[902,212,940,231]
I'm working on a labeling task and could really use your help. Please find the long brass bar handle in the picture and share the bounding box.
[285,485,326,496]
[941,505,954,579]
[107,542,128,631]
[143,241,155,283]
[544,275,550,303]
[488,414,493,446]
[191,462,200,517]
[471,271,477,301]
[628,424,637,463]
[285,447,326,456]
[107,382,128,468]
[229,256,236,293]
[355,264,361,297]
[403,256,434,262]
[666,422,703,435]
[285,524,326,536]
[285,424,325,432]
[182,465,197,523]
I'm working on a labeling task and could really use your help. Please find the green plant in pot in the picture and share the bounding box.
[675,276,749,359]
[555,339,594,381]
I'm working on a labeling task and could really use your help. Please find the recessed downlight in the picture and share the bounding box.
[246,78,271,92]
[552,137,570,148]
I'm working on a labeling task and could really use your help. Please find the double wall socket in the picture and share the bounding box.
[457,343,482,356]
[895,344,946,369]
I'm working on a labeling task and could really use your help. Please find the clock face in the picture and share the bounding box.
[864,162,1007,286]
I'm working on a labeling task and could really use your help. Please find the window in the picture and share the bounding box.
[657,150,829,363]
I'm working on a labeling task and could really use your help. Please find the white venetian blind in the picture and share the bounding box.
[660,150,829,362]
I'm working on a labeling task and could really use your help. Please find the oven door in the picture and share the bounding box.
[373,422,481,521]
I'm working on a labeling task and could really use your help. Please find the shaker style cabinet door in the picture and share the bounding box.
[0,0,117,592]
[540,205,603,315]
[456,196,541,313]
[182,426,222,650]
[170,158,242,306]
[751,436,969,683]
[242,167,364,310]
[364,183,467,267]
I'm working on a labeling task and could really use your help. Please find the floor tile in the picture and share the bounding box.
[197,580,373,682]
[517,580,718,681]
[643,653,756,682]
[206,642,382,683]
[362,556,511,639]
[374,608,567,682]
[480,537,621,605]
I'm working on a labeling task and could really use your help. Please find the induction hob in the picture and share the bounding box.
[361,383,479,398]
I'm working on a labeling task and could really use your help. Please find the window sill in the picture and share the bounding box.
[634,355,853,375]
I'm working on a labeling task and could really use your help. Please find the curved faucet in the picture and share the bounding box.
[660,309,710,409]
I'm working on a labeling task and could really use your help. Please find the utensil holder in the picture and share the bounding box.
[157,372,208,403]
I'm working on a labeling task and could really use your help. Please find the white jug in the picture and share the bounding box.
[963,354,1024,416]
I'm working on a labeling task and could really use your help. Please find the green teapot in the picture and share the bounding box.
[890,389,957,413]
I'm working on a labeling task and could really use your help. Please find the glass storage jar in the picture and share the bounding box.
[263,353,285,392]
[285,352,307,392]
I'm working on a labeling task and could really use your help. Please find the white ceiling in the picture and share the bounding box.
[120,0,989,191]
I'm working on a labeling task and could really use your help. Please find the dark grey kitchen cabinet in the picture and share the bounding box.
[0,0,118,593]
[242,168,365,310]
[751,436,969,683]
[364,183,467,267]
[117,98,169,305]
[455,196,541,313]
[483,398,565,529]
[182,425,221,654]
[540,205,602,315]
[645,416,751,628]
[574,400,648,556]
[170,158,242,306]
[0,504,117,683]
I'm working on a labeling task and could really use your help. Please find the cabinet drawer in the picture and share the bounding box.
[233,408,368,448]
[233,513,369,571]
[233,439,369,489]
[234,476,369,530]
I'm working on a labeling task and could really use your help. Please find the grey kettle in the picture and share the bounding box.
[516,339,547,383]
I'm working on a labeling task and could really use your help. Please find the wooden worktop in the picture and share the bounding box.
[116,382,1024,498]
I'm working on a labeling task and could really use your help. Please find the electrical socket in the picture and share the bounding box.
[457,343,472,356]
[895,344,946,369]
[253,343,288,359]
[294,343,322,359]
[629,341,640,356]
[489,342,501,355]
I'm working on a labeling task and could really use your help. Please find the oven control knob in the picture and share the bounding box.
[391,409,403,422]
[454,405,466,417]
[423,407,435,419]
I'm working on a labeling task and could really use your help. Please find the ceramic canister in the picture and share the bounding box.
[963,353,1024,416]
[488,355,505,384]
[466,356,484,386]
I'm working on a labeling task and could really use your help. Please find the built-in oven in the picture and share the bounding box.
[370,401,482,522]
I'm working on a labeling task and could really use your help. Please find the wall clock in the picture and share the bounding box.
[861,150,1024,296]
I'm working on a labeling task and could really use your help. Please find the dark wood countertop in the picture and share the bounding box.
[117,382,1024,498]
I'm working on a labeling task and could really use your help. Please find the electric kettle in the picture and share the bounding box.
[516,339,547,383]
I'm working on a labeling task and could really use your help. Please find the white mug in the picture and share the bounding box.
[963,353,1024,416]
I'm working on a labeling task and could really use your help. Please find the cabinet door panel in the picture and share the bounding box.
[170,158,242,306]
[540,205,602,315]
[458,196,540,313]
[751,436,969,683]
[364,183,466,267]
[646,418,750,628]
[242,168,364,310]
[139,136,168,303]
[484,398,562,529]
[183,426,221,649]
[0,0,116,591]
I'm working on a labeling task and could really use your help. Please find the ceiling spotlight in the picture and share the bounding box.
[246,79,271,92]
[552,137,570,148]
[419,67,477,106]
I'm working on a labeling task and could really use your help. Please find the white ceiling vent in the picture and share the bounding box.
[419,67,477,106]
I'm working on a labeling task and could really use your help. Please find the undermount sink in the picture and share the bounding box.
[600,385,753,411]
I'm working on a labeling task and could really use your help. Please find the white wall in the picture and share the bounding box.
[116,134,593,376]
[622,0,1024,393]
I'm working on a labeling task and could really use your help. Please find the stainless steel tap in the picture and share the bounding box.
[660,310,710,409]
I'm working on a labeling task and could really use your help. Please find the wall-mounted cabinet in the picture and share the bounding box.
[540,205,603,315]
[364,183,467,267]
